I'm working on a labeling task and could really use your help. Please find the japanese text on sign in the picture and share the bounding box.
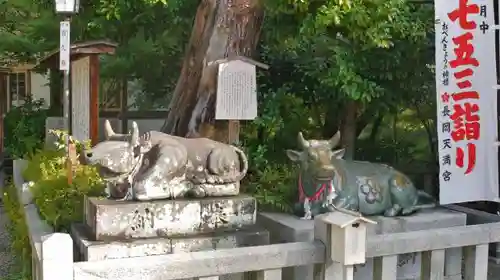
[60,21,70,71]
[55,0,75,13]
[215,60,258,120]
[435,0,499,204]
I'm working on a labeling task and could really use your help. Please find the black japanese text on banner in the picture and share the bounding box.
[59,21,70,71]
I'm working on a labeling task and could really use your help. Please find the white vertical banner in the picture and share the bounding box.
[435,0,499,204]
[59,21,70,71]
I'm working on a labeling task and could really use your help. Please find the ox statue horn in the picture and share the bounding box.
[297,132,309,148]
[328,131,341,148]
[130,121,140,145]
[104,120,116,140]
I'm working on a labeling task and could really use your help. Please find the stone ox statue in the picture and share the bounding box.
[286,132,435,219]
[83,120,248,201]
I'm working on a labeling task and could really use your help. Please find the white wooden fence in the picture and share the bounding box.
[16,182,496,280]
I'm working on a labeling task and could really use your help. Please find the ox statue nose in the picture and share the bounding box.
[80,148,91,164]
[323,164,335,171]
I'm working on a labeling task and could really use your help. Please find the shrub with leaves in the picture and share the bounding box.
[23,131,105,232]
[4,98,47,159]
[240,89,318,212]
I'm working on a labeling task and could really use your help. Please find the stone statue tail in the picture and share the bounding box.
[232,146,249,182]
[413,190,437,210]
[206,146,249,184]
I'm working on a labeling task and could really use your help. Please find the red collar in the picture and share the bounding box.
[298,173,332,202]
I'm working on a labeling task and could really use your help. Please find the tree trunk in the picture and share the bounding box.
[340,100,358,160]
[161,0,264,142]
[368,114,383,142]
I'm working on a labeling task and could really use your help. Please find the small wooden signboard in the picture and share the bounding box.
[213,56,269,143]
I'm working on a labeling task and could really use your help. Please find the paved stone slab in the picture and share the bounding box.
[85,195,256,240]
[258,208,467,280]
[71,223,269,261]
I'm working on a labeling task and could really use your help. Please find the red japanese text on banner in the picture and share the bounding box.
[435,0,498,204]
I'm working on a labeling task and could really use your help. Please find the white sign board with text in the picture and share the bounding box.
[59,21,70,71]
[215,60,258,120]
[71,57,90,142]
[435,0,499,204]
[55,0,76,13]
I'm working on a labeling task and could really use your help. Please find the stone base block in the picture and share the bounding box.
[258,207,466,280]
[71,223,269,261]
[85,195,256,240]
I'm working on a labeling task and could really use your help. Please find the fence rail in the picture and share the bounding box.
[74,242,325,280]
[13,175,497,280]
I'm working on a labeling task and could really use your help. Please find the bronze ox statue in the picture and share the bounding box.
[286,132,436,219]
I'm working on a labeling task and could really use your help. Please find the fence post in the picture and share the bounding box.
[41,233,73,280]
[314,212,375,280]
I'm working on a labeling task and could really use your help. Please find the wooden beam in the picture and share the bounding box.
[89,55,100,146]
[228,120,240,144]
[100,110,167,119]
[0,73,6,154]
[120,78,128,133]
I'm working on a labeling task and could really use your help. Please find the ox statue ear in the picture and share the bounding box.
[286,150,301,162]
[129,121,140,146]
[331,148,345,159]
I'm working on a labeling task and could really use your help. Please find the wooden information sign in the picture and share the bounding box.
[213,56,269,144]
[71,56,91,141]
[215,60,258,120]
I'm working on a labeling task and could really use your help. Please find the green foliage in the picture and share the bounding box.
[50,129,91,153]
[23,131,105,231]
[240,88,322,211]
[2,181,31,280]
[4,98,47,159]
[242,0,436,207]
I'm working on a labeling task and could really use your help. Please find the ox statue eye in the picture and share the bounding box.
[308,151,319,160]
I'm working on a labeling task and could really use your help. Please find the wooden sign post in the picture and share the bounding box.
[59,19,73,184]
[213,56,269,144]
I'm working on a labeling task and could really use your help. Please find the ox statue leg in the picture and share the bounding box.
[330,195,359,212]
[383,204,402,217]
[384,173,419,217]
[133,146,190,201]
[301,198,313,220]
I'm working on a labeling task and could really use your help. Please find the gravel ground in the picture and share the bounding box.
[0,203,14,278]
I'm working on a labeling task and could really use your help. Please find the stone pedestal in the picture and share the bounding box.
[71,223,269,261]
[257,208,466,280]
[85,195,257,240]
[73,195,268,280]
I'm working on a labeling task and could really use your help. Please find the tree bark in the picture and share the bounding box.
[162,0,264,142]
[340,100,359,160]
[368,114,383,142]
